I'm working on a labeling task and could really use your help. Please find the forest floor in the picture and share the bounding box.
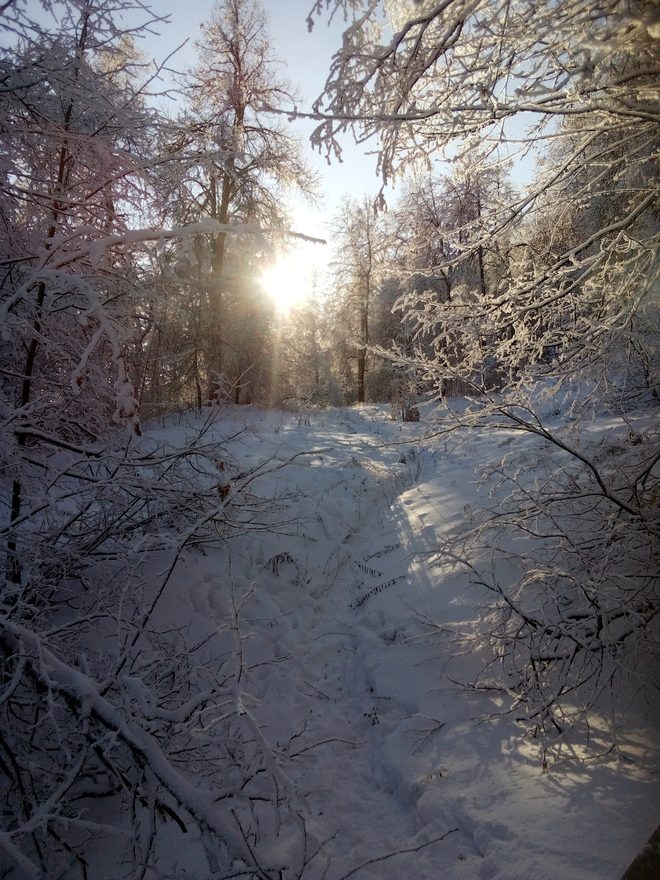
[139,401,658,880]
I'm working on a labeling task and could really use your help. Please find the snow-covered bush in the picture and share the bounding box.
[463,406,659,755]
[0,404,333,876]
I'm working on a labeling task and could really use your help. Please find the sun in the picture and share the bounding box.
[260,251,312,313]
[260,258,307,312]
[259,236,327,313]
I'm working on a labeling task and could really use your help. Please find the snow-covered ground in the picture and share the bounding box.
[133,402,658,879]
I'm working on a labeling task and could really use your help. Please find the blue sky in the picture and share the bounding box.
[14,0,383,237]
[16,0,537,262]
[118,0,538,279]
[138,0,384,237]
[136,2,538,231]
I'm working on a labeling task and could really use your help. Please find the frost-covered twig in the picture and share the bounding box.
[332,828,458,880]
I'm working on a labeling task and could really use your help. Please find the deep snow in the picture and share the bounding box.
[128,402,658,879]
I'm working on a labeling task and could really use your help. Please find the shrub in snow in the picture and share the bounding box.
[458,405,659,756]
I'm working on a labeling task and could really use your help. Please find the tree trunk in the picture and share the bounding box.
[476,192,487,298]
[356,252,371,403]
[356,348,366,403]
[205,80,244,404]
[205,172,233,403]
[6,8,90,587]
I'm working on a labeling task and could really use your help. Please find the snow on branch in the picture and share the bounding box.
[0,618,254,866]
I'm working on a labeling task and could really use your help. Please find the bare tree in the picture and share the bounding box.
[328,196,384,402]
[169,0,317,403]
[0,0,161,584]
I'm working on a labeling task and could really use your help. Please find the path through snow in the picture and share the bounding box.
[152,404,658,880]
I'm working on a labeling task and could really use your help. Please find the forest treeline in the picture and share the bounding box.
[2,0,657,420]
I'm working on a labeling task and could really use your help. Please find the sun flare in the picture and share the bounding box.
[259,238,326,313]
[260,259,308,312]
